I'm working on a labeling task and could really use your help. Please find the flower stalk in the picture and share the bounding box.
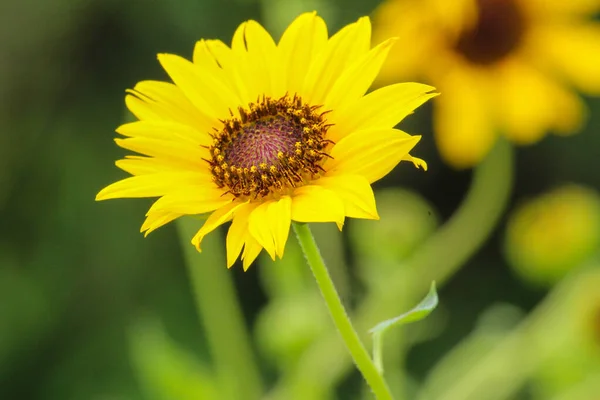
[293,222,393,400]
[177,217,263,400]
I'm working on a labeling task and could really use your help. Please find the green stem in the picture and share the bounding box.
[406,138,514,289]
[272,139,514,397]
[177,218,263,400]
[372,332,385,374]
[293,222,393,400]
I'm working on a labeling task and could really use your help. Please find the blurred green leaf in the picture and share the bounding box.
[128,316,219,400]
[370,282,439,334]
[370,282,438,373]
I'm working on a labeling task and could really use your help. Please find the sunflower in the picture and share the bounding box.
[372,0,600,168]
[96,12,437,270]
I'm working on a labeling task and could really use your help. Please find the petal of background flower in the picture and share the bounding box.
[158,53,242,121]
[528,23,600,94]
[316,175,379,220]
[324,128,420,183]
[302,17,371,105]
[372,0,440,84]
[96,171,211,200]
[328,82,438,143]
[324,38,397,111]
[433,67,496,169]
[125,80,216,130]
[278,12,328,96]
[524,0,600,15]
[290,185,345,229]
[496,59,586,144]
[191,201,246,251]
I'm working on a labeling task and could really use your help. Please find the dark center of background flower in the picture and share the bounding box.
[454,0,526,65]
[208,95,332,199]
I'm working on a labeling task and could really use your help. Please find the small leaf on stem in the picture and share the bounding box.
[370,281,439,373]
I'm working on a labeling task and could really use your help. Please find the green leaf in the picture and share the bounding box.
[369,282,439,373]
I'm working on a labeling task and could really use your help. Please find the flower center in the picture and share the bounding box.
[454,0,526,65]
[208,95,332,199]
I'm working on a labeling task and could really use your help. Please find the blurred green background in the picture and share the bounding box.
[1,0,599,399]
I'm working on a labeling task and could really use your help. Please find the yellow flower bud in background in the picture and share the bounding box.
[504,185,600,286]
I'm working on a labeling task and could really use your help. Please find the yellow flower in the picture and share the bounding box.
[96,13,437,270]
[504,185,600,286]
[373,0,600,168]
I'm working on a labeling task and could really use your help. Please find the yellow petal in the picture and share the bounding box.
[403,155,428,171]
[125,94,162,121]
[242,235,263,271]
[291,185,345,228]
[146,186,232,215]
[302,17,371,104]
[117,120,212,147]
[268,196,292,258]
[191,201,246,251]
[141,211,182,236]
[231,21,278,100]
[247,197,292,260]
[324,38,397,111]
[434,68,496,169]
[324,128,421,183]
[528,23,600,94]
[328,82,438,143]
[316,175,379,220]
[115,156,180,175]
[248,201,277,260]
[201,39,252,106]
[225,203,257,268]
[125,81,215,130]
[496,59,586,144]
[96,171,210,200]
[372,0,438,84]
[114,137,207,170]
[245,20,281,97]
[193,39,226,73]
[157,53,241,121]
[278,12,328,96]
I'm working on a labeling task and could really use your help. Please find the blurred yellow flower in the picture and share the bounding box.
[373,0,600,168]
[504,185,600,286]
[96,13,437,270]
